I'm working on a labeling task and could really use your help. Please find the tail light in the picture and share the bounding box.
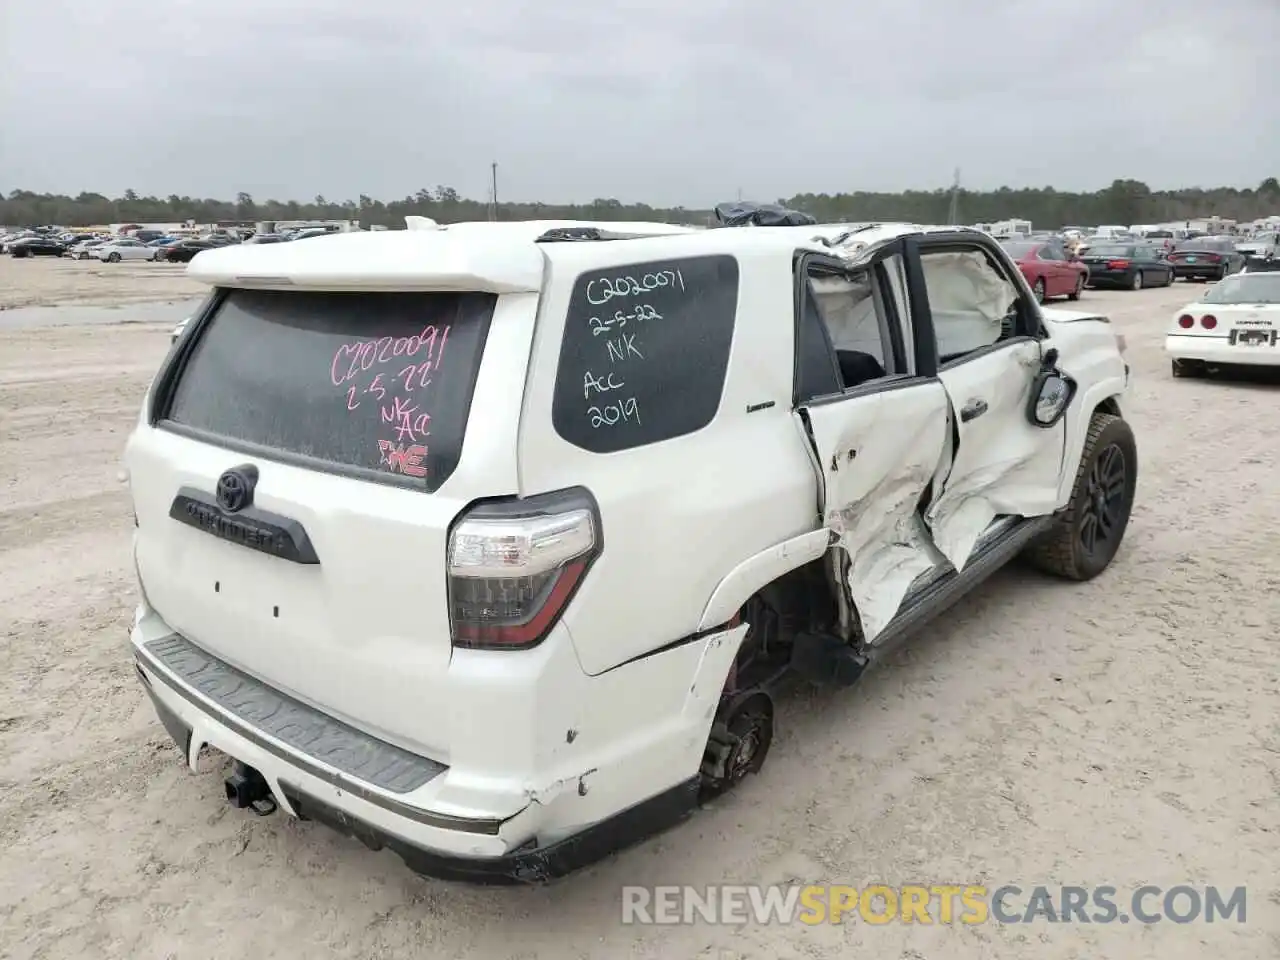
[1203,254,1221,262]
[448,487,601,650]
[1201,315,1218,329]
[1107,259,1131,269]
[1177,315,1194,328]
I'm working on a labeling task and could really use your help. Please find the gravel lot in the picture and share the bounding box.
[1,257,1277,959]
[0,253,205,310]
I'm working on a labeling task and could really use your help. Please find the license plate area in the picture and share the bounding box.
[1230,329,1277,347]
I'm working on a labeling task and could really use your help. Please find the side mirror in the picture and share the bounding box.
[1027,351,1076,428]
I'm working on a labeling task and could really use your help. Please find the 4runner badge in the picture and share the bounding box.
[215,465,259,513]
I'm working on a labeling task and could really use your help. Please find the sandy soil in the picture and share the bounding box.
[0,254,206,310]
[0,274,1277,959]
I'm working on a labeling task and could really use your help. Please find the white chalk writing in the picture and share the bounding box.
[588,397,642,428]
[583,369,626,399]
[606,333,645,363]
[585,270,685,306]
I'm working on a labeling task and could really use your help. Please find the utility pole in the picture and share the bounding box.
[490,162,499,222]
[947,167,961,226]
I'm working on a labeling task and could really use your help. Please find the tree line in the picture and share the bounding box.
[3,178,1278,230]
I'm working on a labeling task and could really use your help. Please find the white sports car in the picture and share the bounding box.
[1167,270,1280,376]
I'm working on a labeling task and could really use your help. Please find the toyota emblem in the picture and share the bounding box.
[215,465,259,513]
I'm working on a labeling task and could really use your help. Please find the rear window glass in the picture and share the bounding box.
[1086,245,1134,257]
[162,288,495,491]
[1202,274,1280,303]
[552,255,739,453]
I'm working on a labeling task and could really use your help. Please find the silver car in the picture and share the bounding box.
[95,238,157,262]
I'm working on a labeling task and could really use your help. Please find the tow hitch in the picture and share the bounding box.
[224,761,278,816]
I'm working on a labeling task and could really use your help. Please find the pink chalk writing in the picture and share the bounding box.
[330,324,450,387]
[330,323,451,475]
[379,395,431,443]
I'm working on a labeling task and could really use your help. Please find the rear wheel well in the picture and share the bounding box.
[727,558,840,695]
[1094,396,1122,419]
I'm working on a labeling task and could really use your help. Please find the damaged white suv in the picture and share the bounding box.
[124,217,1136,883]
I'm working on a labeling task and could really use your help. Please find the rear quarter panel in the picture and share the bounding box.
[519,241,820,676]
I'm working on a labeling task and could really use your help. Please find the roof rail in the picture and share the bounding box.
[533,225,692,243]
[535,226,609,243]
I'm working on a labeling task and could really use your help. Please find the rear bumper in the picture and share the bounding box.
[130,605,745,882]
[1085,269,1134,286]
[1165,334,1280,367]
[1172,264,1225,279]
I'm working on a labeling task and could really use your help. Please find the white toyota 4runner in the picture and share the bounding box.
[124,217,1136,883]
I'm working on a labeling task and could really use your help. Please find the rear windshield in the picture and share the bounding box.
[1176,239,1228,252]
[1086,244,1134,257]
[1201,274,1280,304]
[161,288,494,491]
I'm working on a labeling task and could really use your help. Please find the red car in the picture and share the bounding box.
[999,238,1089,303]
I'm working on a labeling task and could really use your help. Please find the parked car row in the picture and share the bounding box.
[998,233,1249,302]
[3,227,317,262]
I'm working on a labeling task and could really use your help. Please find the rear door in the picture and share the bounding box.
[1037,241,1071,296]
[909,235,1066,570]
[795,246,951,642]
[126,285,536,755]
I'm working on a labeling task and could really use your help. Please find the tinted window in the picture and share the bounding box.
[1177,238,1227,252]
[163,289,494,491]
[1201,274,1280,304]
[1086,245,1135,257]
[552,255,738,453]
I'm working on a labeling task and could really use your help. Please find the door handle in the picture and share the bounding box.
[960,399,988,422]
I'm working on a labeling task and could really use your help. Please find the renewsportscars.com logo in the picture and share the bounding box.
[621,884,1248,926]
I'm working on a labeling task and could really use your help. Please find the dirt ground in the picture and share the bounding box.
[1,264,1276,960]
[0,254,206,310]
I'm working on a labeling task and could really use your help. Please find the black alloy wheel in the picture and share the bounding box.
[1079,442,1127,560]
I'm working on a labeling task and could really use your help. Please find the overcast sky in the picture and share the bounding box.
[2,0,1277,207]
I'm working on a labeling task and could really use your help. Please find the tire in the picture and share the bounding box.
[1033,278,1046,303]
[1022,412,1137,581]
[107,252,121,263]
[1129,270,1143,291]
[1067,274,1084,301]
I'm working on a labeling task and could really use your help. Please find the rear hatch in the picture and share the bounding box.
[126,286,526,756]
